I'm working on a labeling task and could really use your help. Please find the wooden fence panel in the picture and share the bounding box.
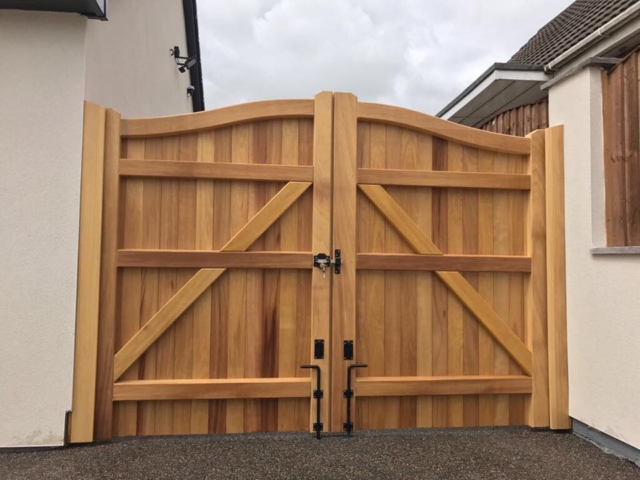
[602,51,640,246]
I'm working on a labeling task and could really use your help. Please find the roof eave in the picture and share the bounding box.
[436,64,550,128]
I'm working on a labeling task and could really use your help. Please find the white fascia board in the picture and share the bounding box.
[440,69,550,121]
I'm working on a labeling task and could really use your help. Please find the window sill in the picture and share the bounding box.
[590,246,640,255]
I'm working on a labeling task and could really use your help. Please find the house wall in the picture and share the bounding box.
[0,10,88,447]
[549,67,640,450]
[84,0,193,118]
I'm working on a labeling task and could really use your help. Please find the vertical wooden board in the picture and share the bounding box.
[525,130,550,428]
[294,271,312,431]
[154,136,181,435]
[477,149,495,426]
[226,124,250,433]
[446,143,464,427]
[415,133,434,428]
[114,137,145,437]
[244,123,267,433]
[381,126,404,428]
[355,120,372,431]
[363,122,387,429]
[461,147,480,427]
[277,119,300,432]
[71,102,106,443]
[190,130,215,435]
[508,155,526,424]
[546,126,570,430]
[331,93,358,432]
[625,56,640,244]
[492,152,510,426]
[170,134,198,435]
[604,66,628,246]
[431,137,448,427]
[116,182,144,436]
[137,139,163,436]
[398,130,420,428]
[94,108,120,441]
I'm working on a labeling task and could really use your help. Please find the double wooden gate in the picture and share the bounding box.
[70,92,568,442]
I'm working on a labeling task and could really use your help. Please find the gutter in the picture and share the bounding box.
[545,2,640,72]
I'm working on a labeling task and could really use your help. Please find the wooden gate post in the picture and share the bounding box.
[545,125,570,430]
[524,129,550,427]
[70,102,108,443]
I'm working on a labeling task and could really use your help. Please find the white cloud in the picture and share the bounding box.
[197,0,573,113]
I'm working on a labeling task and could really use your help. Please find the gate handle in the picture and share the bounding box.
[343,363,368,436]
[300,365,323,439]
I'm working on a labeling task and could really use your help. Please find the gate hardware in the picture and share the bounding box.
[343,363,368,436]
[343,340,354,360]
[313,250,342,277]
[300,364,323,439]
[314,339,325,360]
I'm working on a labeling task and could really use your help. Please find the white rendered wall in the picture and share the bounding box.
[549,67,640,450]
[0,11,87,447]
[84,0,193,117]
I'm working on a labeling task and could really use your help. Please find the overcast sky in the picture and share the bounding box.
[197,0,573,114]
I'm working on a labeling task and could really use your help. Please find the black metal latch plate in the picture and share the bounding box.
[343,340,353,360]
[314,339,325,359]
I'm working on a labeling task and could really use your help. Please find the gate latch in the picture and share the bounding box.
[313,249,342,278]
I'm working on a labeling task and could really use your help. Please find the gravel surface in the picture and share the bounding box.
[2,427,639,479]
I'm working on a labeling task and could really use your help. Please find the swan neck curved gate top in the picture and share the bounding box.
[70,93,568,443]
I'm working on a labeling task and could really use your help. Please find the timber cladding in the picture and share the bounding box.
[70,93,568,442]
[602,49,640,246]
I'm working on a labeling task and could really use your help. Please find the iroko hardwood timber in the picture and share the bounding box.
[70,102,107,443]
[121,99,314,137]
[118,250,312,269]
[357,168,531,190]
[113,378,311,401]
[358,184,533,376]
[356,376,533,397]
[358,102,531,155]
[356,253,531,272]
[119,159,313,182]
[545,126,570,430]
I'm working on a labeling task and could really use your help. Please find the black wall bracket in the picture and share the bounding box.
[300,364,323,439]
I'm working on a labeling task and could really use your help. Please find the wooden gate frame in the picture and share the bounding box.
[70,93,569,442]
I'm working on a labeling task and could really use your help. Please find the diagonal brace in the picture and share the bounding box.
[359,184,533,375]
[113,181,312,380]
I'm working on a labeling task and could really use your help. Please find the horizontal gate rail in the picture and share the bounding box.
[357,253,531,272]
[119,159,314,182]
[355,376,532,397]
[113,378,312,401]
[118,250,312,269]
[357,168,531,190]
[121,99,315,137]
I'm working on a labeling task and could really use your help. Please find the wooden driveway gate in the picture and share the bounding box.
[70,93,569,442]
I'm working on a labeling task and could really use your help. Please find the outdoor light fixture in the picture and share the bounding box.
[170,46,198,73]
